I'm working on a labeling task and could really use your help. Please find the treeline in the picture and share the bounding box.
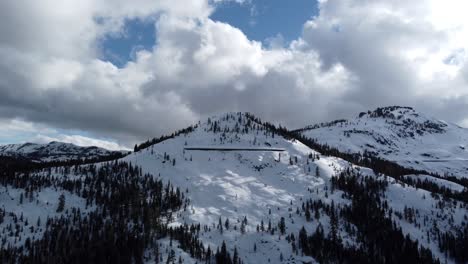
[403,176,468,203]
[38,151,130,168]
[0,151,129,174]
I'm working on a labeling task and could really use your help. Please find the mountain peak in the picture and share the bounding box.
[357,106,448,136]
[358,106,416,119]
[299,106,447,136]
[202,112,260,131]
[133,112,273,152]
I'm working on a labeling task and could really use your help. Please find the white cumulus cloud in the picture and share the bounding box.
[0,0,467,147]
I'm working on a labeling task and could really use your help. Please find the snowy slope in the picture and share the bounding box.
[120,113,465,263]
[0,185,91,248]
[124,113,335,263]
[298,106,468,178]
[0,141,128,163]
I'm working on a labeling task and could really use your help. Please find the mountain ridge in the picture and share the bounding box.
[298,106,468,178]
[0,141,129,163]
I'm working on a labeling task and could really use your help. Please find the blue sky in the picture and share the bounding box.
[100,18,157,68]
[211,0,318,43]
[101,0,319,67]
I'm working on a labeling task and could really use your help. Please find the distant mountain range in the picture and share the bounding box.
[0,141,129,163]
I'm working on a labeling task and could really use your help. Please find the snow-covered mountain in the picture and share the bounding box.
[1,112,466,264]
[298,106,468,178]
[0,141,128,163]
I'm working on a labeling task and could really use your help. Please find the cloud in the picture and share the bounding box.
[135,14,354,128]
[0,119,56,144]
[299,0,468,118]
[0,0,467,148]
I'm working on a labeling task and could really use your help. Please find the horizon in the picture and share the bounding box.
[1,105,465,151]
[1,1,468,150]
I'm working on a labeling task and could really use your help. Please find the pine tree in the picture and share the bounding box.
[56,194,65,212]
[166,249,175,264]
[305,208,311,222]
[206,246,212,262]
[329,201,338,242]
[233,247,239,264]
[279,217,286,235]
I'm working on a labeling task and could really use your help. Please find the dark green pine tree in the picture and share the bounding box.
[56,194,65,212]
[279,217,286,235]
[233,247,239,264]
